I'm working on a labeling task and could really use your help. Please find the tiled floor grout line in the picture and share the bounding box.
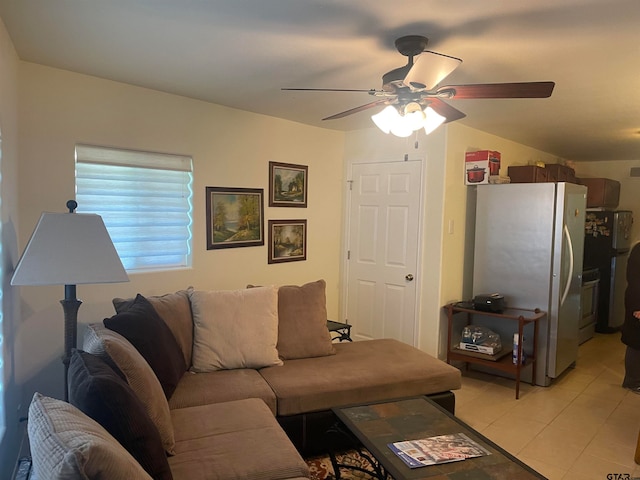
[454,332,640,479]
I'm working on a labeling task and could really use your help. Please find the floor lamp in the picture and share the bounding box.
[11,200,129,401]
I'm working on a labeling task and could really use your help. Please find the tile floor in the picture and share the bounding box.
[454,331,640,479]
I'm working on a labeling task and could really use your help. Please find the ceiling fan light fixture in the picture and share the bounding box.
[390,121,414,138]
[371,105,400,134]
[423,106,446,135]
[372,102,444,137]
[403,102,426,131]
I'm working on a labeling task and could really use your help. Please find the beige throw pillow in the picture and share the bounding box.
[83,323,176,454]
[189,286,283,372]
[28,393,153,480]
[276,279,335,359]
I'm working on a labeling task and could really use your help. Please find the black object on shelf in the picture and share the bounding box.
[472,293,505,313]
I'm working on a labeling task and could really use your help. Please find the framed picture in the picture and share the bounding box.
[206,187,264,249]
[269,161,308,207]
[268,219,307,264]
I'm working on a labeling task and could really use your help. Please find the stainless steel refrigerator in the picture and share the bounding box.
[473,182,587,386]
[583,210,634,332]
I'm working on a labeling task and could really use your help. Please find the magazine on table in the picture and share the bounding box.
[387,432,491,468]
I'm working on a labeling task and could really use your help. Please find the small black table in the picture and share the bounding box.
[327,320,352,342]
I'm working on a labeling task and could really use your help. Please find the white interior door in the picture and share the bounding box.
[345,160,422,345]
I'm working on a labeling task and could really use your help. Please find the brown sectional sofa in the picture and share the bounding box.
[26,281,461,480]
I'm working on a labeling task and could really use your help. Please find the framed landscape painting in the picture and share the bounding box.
[269,161,308,207]
[268,219,307,264]
[206,187,264,249]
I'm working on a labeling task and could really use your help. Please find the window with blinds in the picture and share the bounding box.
[75,144,193,272]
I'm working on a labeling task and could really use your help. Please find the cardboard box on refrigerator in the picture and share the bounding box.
[465,150,501,185]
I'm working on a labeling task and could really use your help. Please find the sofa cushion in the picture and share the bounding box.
[276,279,335,359]
[189,286,283,372]
[113,289,193,369]
[168,398,309,480]
[28,392,153,480]
[68,350,172,480]
[83,323,176,455]
[105,294,186,399]
[259,338,462,416]
[168,369,277,414]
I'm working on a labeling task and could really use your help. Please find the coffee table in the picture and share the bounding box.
[330,396,546,480]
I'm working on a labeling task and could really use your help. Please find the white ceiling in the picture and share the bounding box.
[1,0,639,162]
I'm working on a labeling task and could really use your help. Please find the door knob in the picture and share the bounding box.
[405,274,414,281]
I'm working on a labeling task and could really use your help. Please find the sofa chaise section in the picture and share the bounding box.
[259,338,461,417]
[169,398,309,480]
[259,337,461,454]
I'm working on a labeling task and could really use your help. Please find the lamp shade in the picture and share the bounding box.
[11,212,129,286]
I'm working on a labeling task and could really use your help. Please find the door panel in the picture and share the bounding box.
[357,206,378,262]
[386,206,409,266]
[346,160,422,345]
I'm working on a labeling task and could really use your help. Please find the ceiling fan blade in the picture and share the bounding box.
[428,98,466,124]
[323,99,390,120]
[404,51,462,90]
[437,81,555,99]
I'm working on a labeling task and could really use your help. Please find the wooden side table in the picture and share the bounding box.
[444,303,545,399]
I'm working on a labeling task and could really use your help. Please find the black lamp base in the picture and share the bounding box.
[61,284,81,402]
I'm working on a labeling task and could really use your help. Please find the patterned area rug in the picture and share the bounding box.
[305,449,392,480]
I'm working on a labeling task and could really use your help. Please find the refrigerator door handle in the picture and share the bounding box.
[561,223,574,306]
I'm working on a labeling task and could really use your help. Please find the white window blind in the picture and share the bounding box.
[75,144,193,272]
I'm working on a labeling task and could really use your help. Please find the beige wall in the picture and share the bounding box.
[0,15,21,479]
[15,62,346,401]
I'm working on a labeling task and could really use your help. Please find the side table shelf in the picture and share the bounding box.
[444,303,546,399]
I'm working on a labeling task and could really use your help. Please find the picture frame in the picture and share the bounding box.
[206,187,264,250]
[268,219,307,264]
[269,161,308,207]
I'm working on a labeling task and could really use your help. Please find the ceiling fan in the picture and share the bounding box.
[283,35,555,136]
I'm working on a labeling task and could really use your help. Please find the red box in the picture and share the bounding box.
[465,150,501,185]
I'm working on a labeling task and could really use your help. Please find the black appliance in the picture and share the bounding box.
[472,293,505,313]
[583,210,633,332]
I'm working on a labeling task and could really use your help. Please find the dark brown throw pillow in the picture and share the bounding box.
[104,294,186,399]
[113,289,193,369]
[68,350,173,480]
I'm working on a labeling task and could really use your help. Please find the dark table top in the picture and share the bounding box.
[332,396,546,480]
